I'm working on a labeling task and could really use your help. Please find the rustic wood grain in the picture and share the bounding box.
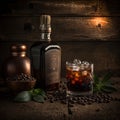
[0,0,120,84]
[0,41,120,79]
[59,41,120,77]
[1,0,120,16]
[0,16,120,42]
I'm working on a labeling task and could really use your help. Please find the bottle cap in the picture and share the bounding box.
[39,15,51,33]
[40,15,51,25]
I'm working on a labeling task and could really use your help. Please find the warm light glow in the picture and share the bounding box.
[91,17,108,28]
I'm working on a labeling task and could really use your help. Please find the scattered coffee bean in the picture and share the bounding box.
[73,97,78,101]
[50,98,54,103]
[87,102,92,105]
[81,102,86,106]
[84,99,88,103]
[7,73,36,81]
[70,99,76,104]
[61,100,67,104]
[68,103,74,107]
[96,108,100,112]
[68,108,72,115]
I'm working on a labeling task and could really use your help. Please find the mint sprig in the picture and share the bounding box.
[30,88,46,103]
[93,73,117,93]
[14,88,46,103]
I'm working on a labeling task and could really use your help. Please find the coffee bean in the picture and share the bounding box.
[78,97,82,100]
[81,97,85,100]
[69,103,74,107]
[104,100,109,103]
[87,102,92,105]
[69,100,75,104]
[109,97,113,100]
[84,99,88,103]
[73,97,78,101]
[61,100,67,104]
[92,99,95,103]
[47,95,52,99]
[54,98,58,101]
[68,108,72,115]
[100,99,104,103]
[50,99,54,103]
[77,101,81,104]
[81,102,86,106]
[7,73,36,81]
[96,108,100,112]
[98,100,102,103]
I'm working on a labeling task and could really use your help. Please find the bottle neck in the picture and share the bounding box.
[39,24,51,42]
[40,33,51,42]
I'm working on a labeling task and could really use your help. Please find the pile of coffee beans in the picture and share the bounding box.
[67,93,113,105]
[46,82,120,115]
[47,81,67,103]
[7,73,36,81]
[48,90,120,106]
[47,81,120,106]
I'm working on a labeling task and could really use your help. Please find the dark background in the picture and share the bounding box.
[0,0,120,85]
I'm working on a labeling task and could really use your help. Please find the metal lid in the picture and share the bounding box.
[11,44,27,52]
[40,15,51,25]
[39,15,51,33]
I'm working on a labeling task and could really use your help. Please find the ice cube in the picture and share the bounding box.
[78,60,81,65]
[80,64,85,70]
[72,65,80,71]
[66,61,69,65]
[73,59,81,65]
[73,59,78,64]
[82,61,89,66]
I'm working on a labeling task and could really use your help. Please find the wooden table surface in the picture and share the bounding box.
[0,78,120,120]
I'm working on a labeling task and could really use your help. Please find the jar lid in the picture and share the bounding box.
[11,44,27,52]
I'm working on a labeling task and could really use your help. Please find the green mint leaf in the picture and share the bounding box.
[93,74,100,84]
[101,84,117,93]
[102,72,112,83]
[103,84,117,90]
[14,91,32,102]
[33,95,45,103]
[29,88,46,100]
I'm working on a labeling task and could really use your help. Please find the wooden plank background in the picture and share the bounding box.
[0,0,120,16]
[0,41,120,78]
[0,16,119,41]
[0,0,120,84]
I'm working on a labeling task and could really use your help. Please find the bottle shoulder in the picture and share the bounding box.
[31,41,61,52]
[30,41,44,48]
[41,42,61,52]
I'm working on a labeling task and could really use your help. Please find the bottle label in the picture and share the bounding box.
[45,49,61,86]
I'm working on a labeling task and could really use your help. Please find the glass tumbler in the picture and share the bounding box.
[66,60,94,96]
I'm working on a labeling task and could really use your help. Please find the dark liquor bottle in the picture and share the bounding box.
[30,15,61,91]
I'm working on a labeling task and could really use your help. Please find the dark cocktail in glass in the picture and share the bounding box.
[66,59,93,96]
